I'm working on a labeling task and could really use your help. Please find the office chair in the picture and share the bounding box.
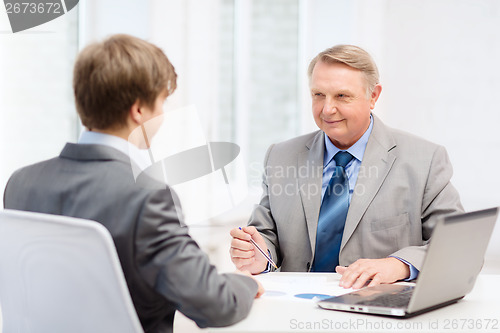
[0,209,144,333]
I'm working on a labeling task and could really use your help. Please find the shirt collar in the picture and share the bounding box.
[78,131,151,169]
[323,114,374,167]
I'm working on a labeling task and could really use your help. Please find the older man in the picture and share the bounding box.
[230,45,463,289]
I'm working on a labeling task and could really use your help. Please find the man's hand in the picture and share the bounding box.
[229,226,269,274]
[336,257,410,289]
[234,270,265,298]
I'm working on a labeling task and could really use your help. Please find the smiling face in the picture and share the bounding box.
[310,60,381,150]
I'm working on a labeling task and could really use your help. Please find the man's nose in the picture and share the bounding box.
[322,98,337,115]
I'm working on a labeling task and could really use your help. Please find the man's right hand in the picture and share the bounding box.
[234,270,265,298]
[229,226,269,274]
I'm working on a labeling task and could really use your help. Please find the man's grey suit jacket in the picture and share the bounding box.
[4,143,257,333]
[249,114,464,272]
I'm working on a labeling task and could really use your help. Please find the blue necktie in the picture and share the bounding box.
[311,151,354,272]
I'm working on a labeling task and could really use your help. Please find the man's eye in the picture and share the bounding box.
[314,93,324,97]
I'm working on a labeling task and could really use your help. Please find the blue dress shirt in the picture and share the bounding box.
[321,116,374,202]
[321,115,418,280]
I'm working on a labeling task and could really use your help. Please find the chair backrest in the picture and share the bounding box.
[0,209,144,333]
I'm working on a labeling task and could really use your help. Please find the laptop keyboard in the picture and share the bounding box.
[355,286,414,308]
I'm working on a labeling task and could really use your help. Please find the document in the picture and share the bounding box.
[255,272,353,301]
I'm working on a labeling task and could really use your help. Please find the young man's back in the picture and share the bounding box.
[4,34,261,333]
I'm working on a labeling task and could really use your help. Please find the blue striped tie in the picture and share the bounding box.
[311,151,353,272]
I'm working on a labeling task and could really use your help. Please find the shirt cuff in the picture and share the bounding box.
[390,256,419,281]
[260,250,273,274]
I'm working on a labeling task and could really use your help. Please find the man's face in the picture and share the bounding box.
[142,90,168,122]
[140,90,169,141]
[310,60,381,149]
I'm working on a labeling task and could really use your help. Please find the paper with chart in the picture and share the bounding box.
[256,272,354,301]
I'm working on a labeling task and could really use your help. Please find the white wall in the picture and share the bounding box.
[0,4,79,206]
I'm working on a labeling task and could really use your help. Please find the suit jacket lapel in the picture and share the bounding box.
[298,131,324,254]
[340,115,397,251]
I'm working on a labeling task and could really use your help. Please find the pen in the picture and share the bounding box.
[239,227,278,269]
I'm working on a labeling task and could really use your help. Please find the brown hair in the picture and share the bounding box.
[73,34,177,130]
[308,45,379,97]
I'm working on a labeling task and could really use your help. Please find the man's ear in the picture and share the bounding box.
[129,99,143,125]
[370,84,382,110]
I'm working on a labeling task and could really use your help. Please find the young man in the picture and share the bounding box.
[4,34,263,333]
[230,45,463,289]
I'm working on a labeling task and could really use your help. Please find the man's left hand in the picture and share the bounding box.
[336,257,410,289]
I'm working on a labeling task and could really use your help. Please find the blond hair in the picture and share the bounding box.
[308,45,379,97]
[73,34,177,130]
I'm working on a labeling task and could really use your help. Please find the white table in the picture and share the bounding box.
[211,272,500,333]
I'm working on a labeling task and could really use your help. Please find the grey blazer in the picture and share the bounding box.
[249,115,464,272]
[4,143,257,333]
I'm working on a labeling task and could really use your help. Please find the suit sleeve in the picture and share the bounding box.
[247,144,281,270]
[391,145,464,270]
[133,187,258,328]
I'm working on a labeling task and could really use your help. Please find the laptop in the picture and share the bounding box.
[317,207,499,318]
